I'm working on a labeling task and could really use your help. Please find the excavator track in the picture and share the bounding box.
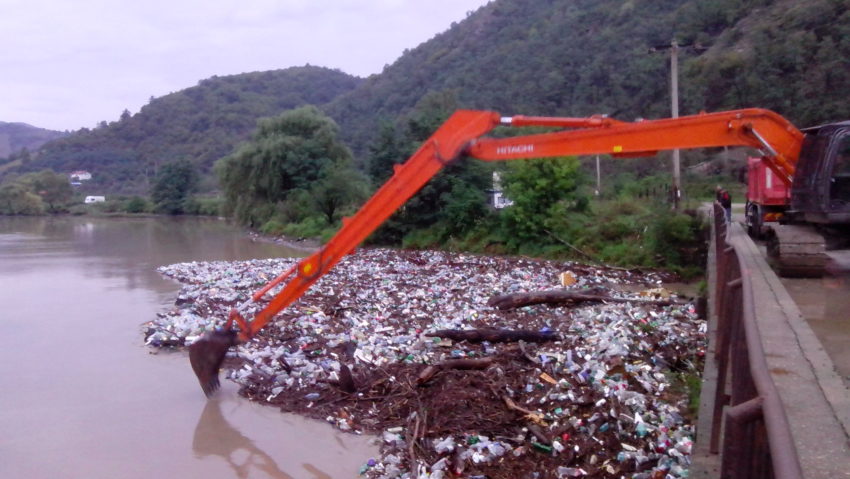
[766,224,828,277]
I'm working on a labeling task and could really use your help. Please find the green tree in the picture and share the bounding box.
[367,121,406,184]
[438,174,491,237]
[19,170,73,213]
[0,182,45,215]
[500,157,587,248]
[369,90,496,245]
[311,162,369,223]
[125,196,148,213]
[216,106,354,227]
[151,159,198,214]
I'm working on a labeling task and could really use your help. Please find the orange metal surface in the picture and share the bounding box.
[506,114,624,129]
[251,264,296,301]
[231,107,804,342]
[470,108,803,185]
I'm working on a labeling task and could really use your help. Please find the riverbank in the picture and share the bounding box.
[148,248,705,479]
[246,230,321,253]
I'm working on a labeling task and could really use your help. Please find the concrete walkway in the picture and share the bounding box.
[692,214,850,478]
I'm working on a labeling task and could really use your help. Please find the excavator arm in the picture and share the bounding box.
[188,110,501,396]
[189,107,804,396]
[470,108,803,185]
[227,110,502,340]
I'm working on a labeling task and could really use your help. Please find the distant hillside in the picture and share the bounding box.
[326,0,850,156]
[0,122,68,158]
[8,66,362,194]
[7,0,848,193]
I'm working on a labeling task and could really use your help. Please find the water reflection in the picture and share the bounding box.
[824,256,850,320]
[300,463,332,479]
[0,216,305,300]
[781,255,850,386]
[193,399,292,479]
[0,215,375,478]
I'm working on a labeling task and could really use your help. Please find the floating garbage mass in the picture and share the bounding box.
[146,248,706,479]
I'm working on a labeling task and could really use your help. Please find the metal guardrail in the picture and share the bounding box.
[709,202,803,478]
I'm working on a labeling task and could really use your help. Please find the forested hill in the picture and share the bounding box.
[0,122,67,158]
[10,66,362,193]
[7,0,850,193]
[327,0,850,156]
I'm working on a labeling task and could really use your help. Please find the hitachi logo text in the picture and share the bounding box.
[496,144,534,155]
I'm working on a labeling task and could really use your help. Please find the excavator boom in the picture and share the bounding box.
[189,107,804,396]
[472,108,803,185]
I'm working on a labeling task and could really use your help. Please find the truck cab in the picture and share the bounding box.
[747,122,850,239]
[788,121,850,225]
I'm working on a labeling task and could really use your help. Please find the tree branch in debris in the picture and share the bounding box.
[429,329,559,343]
[488,289,677,310]
[544,229,596,262]
[416,358,495,385]
[502,395,547,426]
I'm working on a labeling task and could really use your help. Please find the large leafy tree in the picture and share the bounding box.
[215,106,356,227]
[367,90,495,245]
[0,182,45,215]
[150,159,198,214]
[19,170,73,213]
[367,121,406,184]
[500,157,587,248]
[311,162,369,224]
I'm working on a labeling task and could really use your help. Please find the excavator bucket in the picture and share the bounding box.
[189,329,238,397]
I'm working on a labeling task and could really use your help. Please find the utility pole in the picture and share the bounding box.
[651,39,707,208]
[670,40,681,210]
[595,155,601,196]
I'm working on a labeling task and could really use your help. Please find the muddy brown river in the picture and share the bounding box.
[0,216,377,479]
[780,275,850,387]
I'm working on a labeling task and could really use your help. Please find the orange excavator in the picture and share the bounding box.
[191,107,850,395]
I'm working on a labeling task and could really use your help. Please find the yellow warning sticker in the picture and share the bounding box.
[613,145,623,153]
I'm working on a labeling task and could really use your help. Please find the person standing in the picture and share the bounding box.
[719,188,732,223]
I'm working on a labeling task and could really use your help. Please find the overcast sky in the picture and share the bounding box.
[0,0,491,132]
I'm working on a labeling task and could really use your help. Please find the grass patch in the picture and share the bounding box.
[667,370,703,420]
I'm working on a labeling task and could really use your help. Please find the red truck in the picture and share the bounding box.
[746,156,791,238]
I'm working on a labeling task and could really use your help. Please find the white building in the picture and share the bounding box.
[70,170,92,182]
[490,172,514,209]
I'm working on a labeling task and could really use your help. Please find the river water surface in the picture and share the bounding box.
[0,216,377,479]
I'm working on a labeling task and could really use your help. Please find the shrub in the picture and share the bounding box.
[281,216,330,239]
[183,196,222,216]
[259,218,287,236]
[125,196,149,213]
[646,210,706,278]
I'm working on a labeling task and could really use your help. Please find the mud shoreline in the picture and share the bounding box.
[247,230,322,253]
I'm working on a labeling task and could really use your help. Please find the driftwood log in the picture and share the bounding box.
[416,357,495,385]
[429,328,559,343]
[487,289,677,310]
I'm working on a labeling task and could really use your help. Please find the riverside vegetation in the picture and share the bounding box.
[0,102,707,276]
[6,0,844,273]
